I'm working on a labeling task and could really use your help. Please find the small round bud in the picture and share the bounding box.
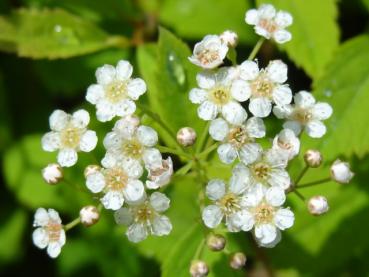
[80,205,100,227]
[190,260,209,277]
[125,115,140,127]
[220,30,238,48]
[177,127,197,147]
[42,163,63,184]
[84,165,101,178]
[304,149,322,168]
[308,196,329,216]
[207,234,226,251]
[330,159,354,184]
[229,252,247,270]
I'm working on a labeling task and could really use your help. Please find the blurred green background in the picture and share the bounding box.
[1,0,369,276]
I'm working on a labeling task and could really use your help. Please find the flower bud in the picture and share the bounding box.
[229,252,246,270]
[42,163,63,184]
[308,196,329,216]
[304,149,322,168]
[124,115,140,127]
[220,30,238,48]
[330,159,354,184]
[207,234,226,251]
[84,165,101,178]
[80,205,100,227]
[177,127,197,147]
[190,260,209,277]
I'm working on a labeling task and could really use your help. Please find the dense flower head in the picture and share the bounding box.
[32,208,66,258]
[114,192,172,242]
[245,4,293,44]
[209,117,265,164]
[273,91,333,138]
[41,109,97,167]
[86,60,147,122]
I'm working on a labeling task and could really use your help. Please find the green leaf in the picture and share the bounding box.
[0,8,129,59]
[259,0,339,79]
[159,0,256,44]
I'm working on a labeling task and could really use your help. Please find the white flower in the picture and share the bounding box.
[245,4,293,44]
[308,196,329,215]
[330,159,354,184]
[86,161,145,211]
[219,30,238,48]
[32,208,66,258]
[86,60,147,122]
[273,91,333,138]
[41,109,98,167]
[233,60,292,117]
[272,129,300,160]
[42,163,63,184]
[234,148,291,190]
[189,35,228,69]
[241,184,294,247]
[202,178,251,232]
[102,117,162,173]
[209,117,265,164]
[146,157,173,189]
[189,67,247,124]
[114,192,172,242]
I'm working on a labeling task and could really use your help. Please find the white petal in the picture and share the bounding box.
[312,103,333,120]
[272,129,300,160]
[230,210,255,231]
[114,99,136,117]
[239,143,263,165]
[47,242,62,258]
[283,121,302,135]
[274,208,294,230]
[121,157,143,178]
[209,118,229,141]
[265,148,288,168]
[266,60,288,83]
[49,110,68,131]
[32,228,49,249]
[96,64,116,85]
[266,186,286,206]
[206,179,226,200]
[152,215,172,236]
[127,78,146,100]
[86,172,105,193]
[254,223,277,244]
[126,223,148,243]
[96,100,116,122]
[259,4,276,19]
[239,60,259,80]
[245,117,265,138]
[189,88,208,104]
[242,184,264,207]
[273,30,292,44]
[143,148,162,170]
[59,230,66,247]
[306,120,326,138]
[196,71,216,89]
[72,109,90,128]
[273,104,293,119]
[101,152,118,168]
[198,100,219,121]
[272,86,292,106]
[255,26,272,39]
[86,84,104,105]
[101,191,124,210]
[47,209,61,223]
[217,143,238,164]
[245,9,259,25]
[202,205,223,228]
[275,11,293,27]
[34,208,49,226]
[249,98,272,118]
[229,164,251,194]
[294,91,315,108]
[57,149,78,167]
[230,79,251,102]
[115,60,133,80]
[123,180,145,203]
[221,101,247,125]
[258,229,281,248]
[150,192,170,212]
[268,169,291,190]
[42,132,60,152]
[137,126,158,147]
[79,130,97,152]
[114,207,133,225]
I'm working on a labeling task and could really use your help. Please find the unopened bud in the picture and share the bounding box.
[304,149,322,168]
[84,165,101,178]
[308,196,329,215]
[220,30,238,48]
[177,127,197,147]
[229,252,246,269]
[42,163,63,184]
[80,205,100,227]
[125,115,140,127]
[207,234,226,251]
[330,159,354,184]
[190,260,209,277]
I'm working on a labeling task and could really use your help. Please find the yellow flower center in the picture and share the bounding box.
[292,108,312,124]
[209,87,231,105]
[46,221,62,242]
[259,19,278,33]
[197,49,220,65]
[105,80,128,103]
[135,204,155,222]
[105,167,128,191]
[251,162,271,182]
[250,72,274,98]
[121,139,143,159]
[218,193,241,215]
[60,127,82,148]
[228,127,252,148]
[253,203,275,224]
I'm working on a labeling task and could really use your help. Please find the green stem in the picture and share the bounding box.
[294,165,309,186]
[247,38,265,60]
[64,217,81,231]
[174,161,194,176]
[156,145,191,159]
[227,48,238,65]
[297,177,331,189]
[193,238,206,260]
[293,189,306,201]
[196,122,210,154]
[197,143,219,159]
